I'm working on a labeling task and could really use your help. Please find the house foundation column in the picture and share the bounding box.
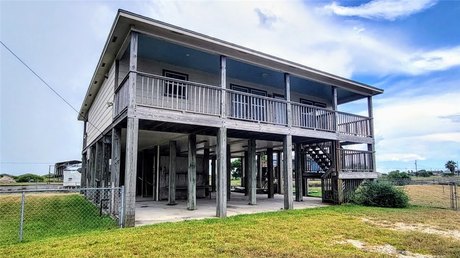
[203,145,210,197]
[283,134,293,210]
[267,148,274,198]
[211,156,216,192]
[111,127,121,187]
[295,143,303,202]
[81,153,87,188]
[124,117,139,227]
[216,127,227,217]
[244,151,249,196]
[168,140,177,205]
[227,144,231,200]
[248,139,257,205]
[187,134,197,210]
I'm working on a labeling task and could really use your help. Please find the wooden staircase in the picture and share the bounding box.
[304,143,332,173]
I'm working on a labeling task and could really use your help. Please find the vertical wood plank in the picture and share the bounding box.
[187,134,197,210]
[283,135,293,210]
[124,117,139,227]
[295,144,302,202]
[267,148,274,198]
[168,141,177,205]
[216,127,227,217]
[248,139,257,205]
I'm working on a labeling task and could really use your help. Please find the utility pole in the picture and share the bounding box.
[415,160,418,176]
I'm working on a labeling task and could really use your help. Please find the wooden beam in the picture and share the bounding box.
[124,117,139,227]
[285,73,292,128]
[227,144,231,200]
[248,139,257,205]
[283,134,293,210]
[211,156,216,192]
[267,148,274,198]
[203,145,210,197]
[216,127,227,217]
[220,56,227,118]
[155,145,160,201]
[187,134,197,210]
[279,151,284,194]
[81,153,87,188]
[128,32,138,111]
[295,144,302,202]
[111,128,121,187]
[95,140,103,187]
[168,140,177,205]
[256,153,261,188]
[367,96,376,172]
[244,151,249,196]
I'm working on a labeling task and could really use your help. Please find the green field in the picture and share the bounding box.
[0,194,117,246]
[1,204,460,257]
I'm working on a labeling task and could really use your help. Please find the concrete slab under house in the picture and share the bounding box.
[78,9,383,227]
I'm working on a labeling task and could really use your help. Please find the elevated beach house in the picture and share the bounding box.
[78,10,383,227]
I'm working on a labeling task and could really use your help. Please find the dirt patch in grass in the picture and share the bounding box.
[337,239,434,258]
[362,218,460,241]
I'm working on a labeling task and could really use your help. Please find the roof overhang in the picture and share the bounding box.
[78,9,383,121]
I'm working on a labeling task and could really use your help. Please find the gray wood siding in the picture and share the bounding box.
[86,62,115,147]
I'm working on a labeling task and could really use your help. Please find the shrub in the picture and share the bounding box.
[15,173,45,183]
[351,180,409,208]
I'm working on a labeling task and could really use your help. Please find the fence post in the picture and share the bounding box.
[120,185,125,228]
[18,191,25,242]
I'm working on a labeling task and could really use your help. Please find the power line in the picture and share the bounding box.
[0,40,102,134]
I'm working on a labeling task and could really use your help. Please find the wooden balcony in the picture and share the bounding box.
[114,72,373,139]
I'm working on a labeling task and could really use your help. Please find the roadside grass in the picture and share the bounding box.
[403,184,453,209]
[1,205,460,257]
[0,194,117,246]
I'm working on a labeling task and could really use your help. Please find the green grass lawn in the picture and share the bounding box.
[1,205,459,257]
[0,194,117,246]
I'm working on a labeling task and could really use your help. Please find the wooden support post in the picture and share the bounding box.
[102,137,111,188]
[248,139,257,205]
[267,148,274,198]
[220,56,227,118]
[187,134,197,210]
[244,151,249,196]
[227,144,231,200]
[283,135,293,210]
[95,140,103,188]
[155,145,160,201]
[256,153,261,188]
[204,145,210,197]
[240,157,244,187]
[216,127,227,217]
[168,141,177,205]
[128,32,138,111]
[211,156,216,192]
[295,144,302,202]
[89,145,96,187]
[124,117,139,227]
[367,96,376,172]
[332,86,338,131]
[81,153,87,188]
[279,151,284,194]
[111,128,121,187]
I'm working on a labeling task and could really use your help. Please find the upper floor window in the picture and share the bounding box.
[163,70,188,99]
[300,98,326,108]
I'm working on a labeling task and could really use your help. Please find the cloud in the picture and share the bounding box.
[379,153,426,162]
[324,0,437,21]
[140,0,460,78]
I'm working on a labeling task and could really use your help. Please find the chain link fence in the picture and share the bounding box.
[378,178,459,210]
[0,187,124,245]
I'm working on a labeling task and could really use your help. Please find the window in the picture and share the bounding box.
[230,85,267,121]
[300,98,326,108]
[163,70,188,99]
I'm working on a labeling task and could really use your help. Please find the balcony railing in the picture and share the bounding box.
[115,72,372,138]
[135,72,221,116]
[114,74,130,117]
[341,149,374,172]
[226,89,287,125]
[337,112,372,137]
[291,102,336,132]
